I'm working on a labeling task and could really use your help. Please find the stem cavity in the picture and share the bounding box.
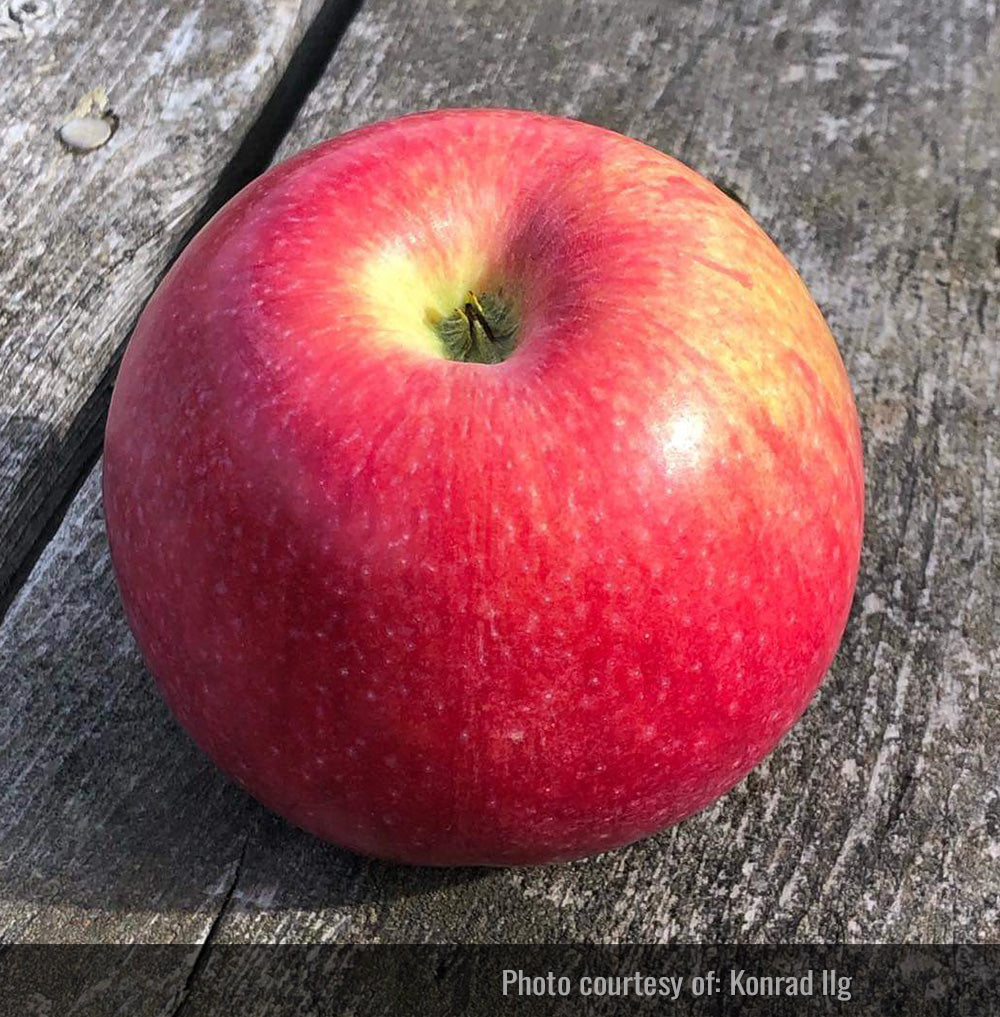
[434,290,519,365]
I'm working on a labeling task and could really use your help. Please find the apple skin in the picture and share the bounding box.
[103,109,863,866]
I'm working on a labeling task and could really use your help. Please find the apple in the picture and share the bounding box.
[104,109,863,866]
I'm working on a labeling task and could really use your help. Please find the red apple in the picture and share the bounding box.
[104,109,863,866]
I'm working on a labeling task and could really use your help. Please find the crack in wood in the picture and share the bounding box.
[168,833,251,1017]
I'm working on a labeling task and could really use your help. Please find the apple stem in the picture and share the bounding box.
[465,295,498,346]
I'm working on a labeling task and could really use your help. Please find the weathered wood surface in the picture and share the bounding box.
[0,0,337,612]
[1,0,998,951]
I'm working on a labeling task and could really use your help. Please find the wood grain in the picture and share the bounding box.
[0,0,332,612]
[1,0,997,950]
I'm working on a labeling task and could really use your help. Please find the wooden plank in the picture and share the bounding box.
[0,0,334,611]
[257,0,1000,942]
[1,0,997,950]
[0,471,258,943]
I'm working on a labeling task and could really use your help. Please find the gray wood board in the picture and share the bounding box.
[1,0,997,950]
[0,0,329,610]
